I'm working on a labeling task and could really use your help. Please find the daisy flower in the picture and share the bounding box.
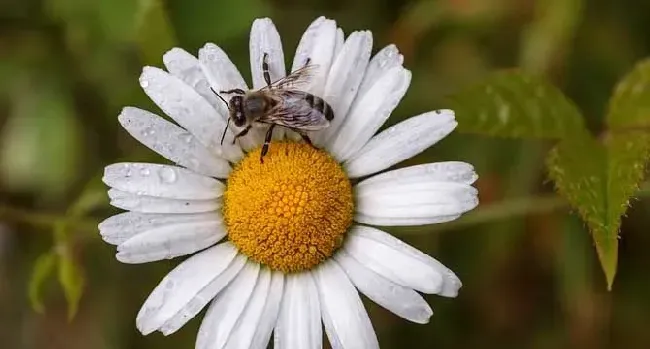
[99,16,478,349]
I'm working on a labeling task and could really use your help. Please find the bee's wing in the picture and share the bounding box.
[258,91,330,131]
[262,64,318,91]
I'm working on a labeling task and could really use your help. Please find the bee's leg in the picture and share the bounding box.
[220,88,246,95]
[304,57,311,67]
[262,53,271,87]
[232,125,252,145]
[299,133,318,150]
[260,124,276,163]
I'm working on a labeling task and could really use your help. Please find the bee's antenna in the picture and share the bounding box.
[211,87,230,109]
[220,118,230,146]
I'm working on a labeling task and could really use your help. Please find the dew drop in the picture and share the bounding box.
[158,167,178,183]
[140,168,151,176]
[140,79,149,88]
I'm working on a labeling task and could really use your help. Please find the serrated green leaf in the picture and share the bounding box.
[607,59,650,129]
[546,134,616,287]
[57,246,85,321]
[548,59,650,289]
[28,252,57,314]
[448,71,584,138]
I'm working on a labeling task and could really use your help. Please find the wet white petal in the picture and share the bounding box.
[359,44,404,96]
[354,213,462,226]
[118,107,231,178]
[116,219,226,263]
[139,66,243,162]
[356,180,478,222]
[346,225,461,297]
[291,17,338,97]
[103,163,223,200]
[274,272,321,349]
[335,249,432,324]
[162,48,223,112]
[250,18,286,89]
[136,242,238,334]
[249,271,284,349]
[99,211,220,246]
[196,262,260,349]
[356,161,478,188]
[198,43,264,150]
[250,18,286,141]
[108,189,221,213]
[344,225,443,294]
[160,254,248,335]
[314,260,379,349]
[224,268,272,349]
[345,110,458,177]
[315,31,373,146]
[327,66,411,161]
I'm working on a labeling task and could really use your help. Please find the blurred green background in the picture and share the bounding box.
[2,0,650,348]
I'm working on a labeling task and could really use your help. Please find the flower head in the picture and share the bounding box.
[100,16,478,349]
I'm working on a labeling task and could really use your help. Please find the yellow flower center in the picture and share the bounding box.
[223,142,354,273]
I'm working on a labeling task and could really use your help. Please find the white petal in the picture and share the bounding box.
[274,272,322,349]
[136,242,238,335]
[335,249,432,324]
[314,260,379,349]
[344,225,442,293]
[103,163,223,200]
[116,219,226,263]
[291,17,338,97]
[346,225,461,297]
[99,211,220,245]
[354,213,461,226]
[139,66,243,162]
[162,48,223,112]
[333,28,344,58]
[356,181,478,222]
[250,18,286,89]
[345,110,459,177]
[358,44,404,96]
[108,189,221,213]
[196,262,260,349]
[327,67,411,161]
[249,271,284,349]
[160,254,248,335]
[315,31,373,146]
[118,107,231,178]
[198,43,264,150]
[356,161,478,188]
[224,268,272,349]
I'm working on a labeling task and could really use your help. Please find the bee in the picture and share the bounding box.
[214,53,334,162]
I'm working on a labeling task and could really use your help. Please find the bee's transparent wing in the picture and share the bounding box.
[258,91,330,131]
[262,64,318,91]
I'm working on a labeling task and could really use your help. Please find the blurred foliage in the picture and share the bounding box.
[2,0,650,349]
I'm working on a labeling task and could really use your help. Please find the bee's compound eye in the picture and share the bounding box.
[234,112,246,127]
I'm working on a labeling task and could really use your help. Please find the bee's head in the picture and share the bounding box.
[229,95,246,127]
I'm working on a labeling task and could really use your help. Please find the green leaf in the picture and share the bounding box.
[607,58,650,129]
[57,247,85,321]
[28,252,57,314]
[548,59,650,289]
[448,71,584,138]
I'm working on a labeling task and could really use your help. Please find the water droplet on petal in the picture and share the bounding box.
[140,168,151,176]
[158,167,177,183]
[140,79,149,88]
